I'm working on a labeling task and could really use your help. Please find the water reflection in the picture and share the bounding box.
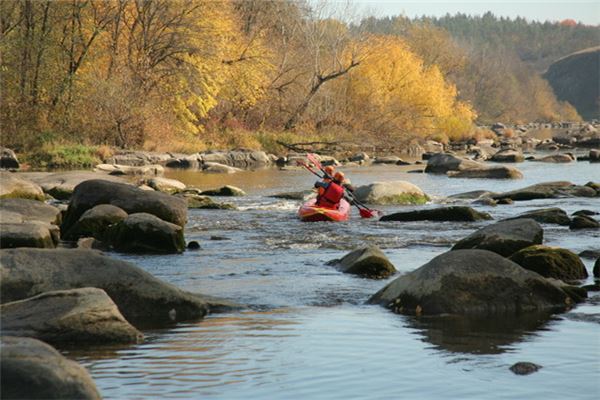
[407,312,556,355]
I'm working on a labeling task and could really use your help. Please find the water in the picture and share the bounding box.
[73,161,600,399]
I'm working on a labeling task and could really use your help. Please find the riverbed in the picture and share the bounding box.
[71,161,599,399]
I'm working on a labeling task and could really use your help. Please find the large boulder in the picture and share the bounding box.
[0,172,45,200]
[505,208,571,226]
[1,336,101,400]
[492,181,598,201]
[569,215,600,230]
[424,153,482,173]
[447,165,523,179]
[0,248,239,326]
[380,206,492,222]
[490,149,525,163]
[353,181,428,205]
[105,212,185,254]
[509,245,588,281]
[0,198,61,225]
[368,249,576,316]
[452,218,543,257]
[145,177,186,193]
[201,185,246,197]
[63,204,128,241]
[28,171,126,200]
[1,147,20,169]
[61,180,187,234]
[1,288,143,345]
[0,222,58,249]
[329,246,396,279]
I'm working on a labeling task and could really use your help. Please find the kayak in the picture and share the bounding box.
[298,198,351,222]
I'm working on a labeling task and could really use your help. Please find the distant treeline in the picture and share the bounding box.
[0,2,594,154]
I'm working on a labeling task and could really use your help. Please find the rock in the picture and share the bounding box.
[202,162,242,174]
[177,193,236,209]
[105,213,185,254]
[492,181,598,201]
[452,218,543,257]
[331,246,396,279]
[353,181,428,205]
[510,362,542,375]
[373,156,403,164]
[422,140,444,153]
[536,142,559,151]
[448,190,498,200]
[146,177,186,193]
[590,149,600,162]
[0,198,61,225]
[201,185,246,196]
[105,151,171,166]
[0,336,101,400]
[447,165,523,179]
[187,241,200,250]
[572,209,598,217]
[76,237,107,250]
[28,171,126,200]
[108,164,164,176]
[380,206,492,222]
[61,180,187,235]
[530,154,574,163]
[569,215,600,230]
[594,258,599,278]
[0,248,239,326]
[424,153,482,173]
[496,198,514,205]
[349,152,370,162]
[509,245,588,281]
[506,208,571,226]
[1,288,143,345]
[0,172,45,200]
[0,222,57,249]
[63,204,128,241]
[200,150,271,169]
[490,149,525,162]
[369,249,575,315]
[269,190,315,201]
[1,147,19,169]
[579,250,600,259]
[165,155,201,169]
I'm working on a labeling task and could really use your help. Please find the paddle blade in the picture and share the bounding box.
[359,208,378,218]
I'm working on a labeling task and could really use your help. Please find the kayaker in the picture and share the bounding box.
[333,171,355,193]
[315,165,335,199]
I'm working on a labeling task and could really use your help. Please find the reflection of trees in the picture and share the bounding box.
[406,312,556,355]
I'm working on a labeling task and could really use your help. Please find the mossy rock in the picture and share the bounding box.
[185,195,236,210]
[509,245,588,281]
[376,193,430,205]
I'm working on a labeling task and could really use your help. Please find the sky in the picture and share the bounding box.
[349,1,600,25]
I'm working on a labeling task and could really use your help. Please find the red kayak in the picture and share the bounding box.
[298,198,351,222]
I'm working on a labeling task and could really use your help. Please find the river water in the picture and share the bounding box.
[72,161,599,399]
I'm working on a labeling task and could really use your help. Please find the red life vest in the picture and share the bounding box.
[316,182,344,209]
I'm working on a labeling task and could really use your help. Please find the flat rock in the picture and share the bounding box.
[354,181,428,205]
[447,165,523,179]
[505,207,571,226]
[27,171,126,200]
[0,172,45,200]
[330,246,396,279]
[490,149,525,163]
[1,287,143,345]
[0,198,61,225]
[530,154,574,163]
[202,162,242,174]
[105,212,185,254]
[380,206,492,222]
[369,249,575,316]
[452,218,543,257]
[509,245,588,281]
[0,248,240,326]
[492,181,598,201]
[61,179,187,235]
[424,153,482,173]
[146,177,186,193]
[0,336,101,399]
[201,185,246,196]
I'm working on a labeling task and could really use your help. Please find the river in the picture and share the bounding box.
[71,160,599,399]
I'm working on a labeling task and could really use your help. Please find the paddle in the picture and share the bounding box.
[305,153,381,218]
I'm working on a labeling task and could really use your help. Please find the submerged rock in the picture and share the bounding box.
[1,288,143,345]
[452,219,543,257]
[0,336,101,400]
[330,246,396,279]
[510,362,542,375]
[492,181,597,201]
[0,248,239,326]
[505,207,571,226]
[509,245,588,281]
[0,172,45,201]
[353,181,428,205]
[369,249,575,316]
[105,212,185,254]
[380,206,492,222]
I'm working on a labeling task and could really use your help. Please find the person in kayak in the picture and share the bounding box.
[314,169,347,209]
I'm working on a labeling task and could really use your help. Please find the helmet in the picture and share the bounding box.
[324,166,335,176]
[333,171,345,182]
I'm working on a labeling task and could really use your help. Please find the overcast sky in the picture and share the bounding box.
[348,1,600,25]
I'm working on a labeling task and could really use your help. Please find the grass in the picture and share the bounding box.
[24,143,113,169]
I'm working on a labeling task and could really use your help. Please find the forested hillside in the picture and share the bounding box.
[0,1,596,156]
